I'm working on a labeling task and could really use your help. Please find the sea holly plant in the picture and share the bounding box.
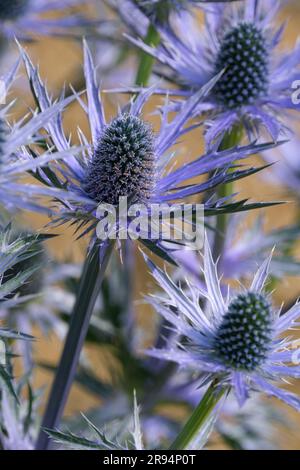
[113,0,300,259]
[18,40,285,449]
[21,42,280,238]
[144,239,300,449]
[125,0,300,147]
[0,0,299,454]
[36,245,290,451]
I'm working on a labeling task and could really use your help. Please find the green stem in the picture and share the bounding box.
[213,125,244,259]
[169,381,229,450]
[135,23,161,88]
[36,240,115,450]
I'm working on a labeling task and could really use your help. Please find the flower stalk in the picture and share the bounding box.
[135,23,160,87]
[169,381,229,450]
[213,125,244,259]
[36,240,115,450]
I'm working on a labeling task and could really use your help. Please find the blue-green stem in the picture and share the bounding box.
[169,381,229,450]
[213,125,244,259]
[36,240,115,450]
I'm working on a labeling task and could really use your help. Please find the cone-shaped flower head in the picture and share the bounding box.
[214,22,269,109]
[128,0,300,146]
[83,114,156,205]
[144,237,300,410]
[214,292,273,371]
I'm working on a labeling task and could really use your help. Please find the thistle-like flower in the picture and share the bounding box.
[21,41,277,257]
[0,0,96,41]
[128,0,300,146]
[144,238,300,410]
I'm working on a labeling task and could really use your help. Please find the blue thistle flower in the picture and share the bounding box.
[21,40,279,253]
[213,22,269,109]
[127,0,300,146]
[213,292,273,372]
[144,238,300,410]
[83,113,156,205]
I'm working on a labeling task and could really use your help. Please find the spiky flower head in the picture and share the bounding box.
[129,0,300,146]
[145,238,300,410]
[0,0,29,21]
[83,113,156,205]
[214,292,273,371]
[214,22,269,109]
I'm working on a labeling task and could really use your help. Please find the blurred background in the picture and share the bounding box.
[4,1,300,449]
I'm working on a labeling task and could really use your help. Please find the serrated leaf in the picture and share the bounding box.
[46,429,102,450]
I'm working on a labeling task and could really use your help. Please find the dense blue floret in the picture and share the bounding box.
[83,114,156,206]
[214,292,273,371]
[214,22,270,109]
